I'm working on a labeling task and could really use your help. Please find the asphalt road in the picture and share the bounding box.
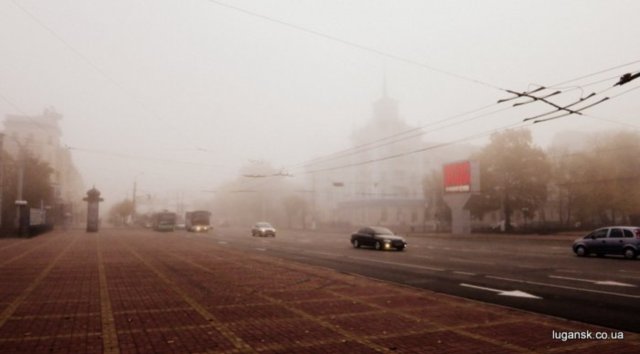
[181,227,640,332]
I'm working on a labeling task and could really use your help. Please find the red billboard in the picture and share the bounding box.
[443,161,471,192]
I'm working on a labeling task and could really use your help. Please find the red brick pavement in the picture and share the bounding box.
[0,229,638,353]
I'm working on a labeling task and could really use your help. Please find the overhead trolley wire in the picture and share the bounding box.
[205,0,506,92]
[286,58,640,172]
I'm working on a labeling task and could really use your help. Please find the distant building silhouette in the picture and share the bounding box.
[307,81,476,232]
[3,108,85,226]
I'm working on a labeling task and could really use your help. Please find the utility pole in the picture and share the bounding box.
[0,133,4,229]
[132,179,137,225]
[15,143,28,236]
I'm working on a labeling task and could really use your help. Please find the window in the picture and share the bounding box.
[590,229,608,239]
[609,228,624,238]
[623,229,634,238]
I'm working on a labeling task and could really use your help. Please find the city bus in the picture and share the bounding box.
[185,210,211,232]
[152,211,177,232]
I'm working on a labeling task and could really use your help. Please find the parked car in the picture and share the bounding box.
[572,226,640,259]
[351,226,407,251]
[252,222,276,237]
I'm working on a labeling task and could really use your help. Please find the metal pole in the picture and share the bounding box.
[15,147,24,230]
[0,133,4,228]
[132,179,137,225]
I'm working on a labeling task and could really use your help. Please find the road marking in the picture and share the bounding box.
[460,283,542,299]
[556,269,582,274]
[217,241,227,245]
[254,248,267,251]
[0,235,78,329]
[347,256,445,272]
[412,255,431,259]
[549,275,636,287]
[97,236,120,354]
[449,257,495,265]
[305,251,338,258]
[454,271,477,276]
[413,254,492,266]
[486,275,640,299]
[120,239,254,352]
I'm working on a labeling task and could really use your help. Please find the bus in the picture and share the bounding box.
[185,210,211,232]
[152,211,177,231]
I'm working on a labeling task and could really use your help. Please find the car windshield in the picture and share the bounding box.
[257,222,272,228]
[371,227,393,235]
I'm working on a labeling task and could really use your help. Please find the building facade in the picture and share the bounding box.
[3,108,85,226]
[308,86,475,232]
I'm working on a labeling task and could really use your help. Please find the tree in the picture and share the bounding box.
[550,131,640,226]
[282,194,308,229]
[108,199,134,226]
[422,170,451,230]
[471,129,551,231]
[1,151,54,233]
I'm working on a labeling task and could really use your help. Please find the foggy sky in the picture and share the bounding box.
[1,0,639,210]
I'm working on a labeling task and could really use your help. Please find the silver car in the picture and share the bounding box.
[573,226,640,259]
[251,222,276,237]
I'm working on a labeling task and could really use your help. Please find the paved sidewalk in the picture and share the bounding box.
[0,229,638,353]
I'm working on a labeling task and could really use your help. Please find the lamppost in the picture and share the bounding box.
[132,172,144,225]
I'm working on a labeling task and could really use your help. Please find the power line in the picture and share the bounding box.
[289,102,500,169]
[304,121,527,175]
[549,58,640,88]
[292,105,513,172]
[0,92,58,137]
[205,0,505,92]
[66,146,224,169]
[290,60,640,172]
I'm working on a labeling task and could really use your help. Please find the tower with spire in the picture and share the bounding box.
[308,78,427,231]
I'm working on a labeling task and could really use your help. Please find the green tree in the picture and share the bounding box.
[472,129,551,231]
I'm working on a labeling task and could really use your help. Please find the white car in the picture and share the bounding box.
[251,222,276,237]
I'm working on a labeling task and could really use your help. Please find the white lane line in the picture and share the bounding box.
[486,276,640,299]
[448,257,495,265]
[556,269,582,274]
[347,256,445,272]
[460,283,542,299]
[454,271,476,276]
[217,241,227,245]
[254,248,267,251]
[549,275,636,287]
[305,251,339,258]
[413,254,493,266]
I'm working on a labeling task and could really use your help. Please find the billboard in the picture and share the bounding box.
[443,161,476,193]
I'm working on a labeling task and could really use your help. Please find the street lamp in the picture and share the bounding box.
[132,172,144,225]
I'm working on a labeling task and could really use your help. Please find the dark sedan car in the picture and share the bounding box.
[573,226,640,259]
[351,226,407,251]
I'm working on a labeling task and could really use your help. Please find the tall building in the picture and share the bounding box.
[308,83,475,231]
[3,108,85,224]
